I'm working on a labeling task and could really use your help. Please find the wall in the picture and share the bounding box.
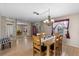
[55,14,79,48]
[0,17,1,39]
[32,22,41,33]
[42,23,52,35]
[33,21,53,35]
[0,16,6,39]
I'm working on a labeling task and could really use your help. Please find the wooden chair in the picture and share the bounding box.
[49,33,63,56]
[32,35,47,56]
[49,43,55,56]
[54,34,63,56]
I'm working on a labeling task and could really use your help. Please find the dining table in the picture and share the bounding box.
[41,35,55,56]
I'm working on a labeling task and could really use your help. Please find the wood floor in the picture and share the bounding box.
[62,44,79,56]
[0,36,79,56]
[0,36,33,56]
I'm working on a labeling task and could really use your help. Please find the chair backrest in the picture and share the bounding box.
[32,35,41,55]
[54,33,63,56]
[32,35,41,45]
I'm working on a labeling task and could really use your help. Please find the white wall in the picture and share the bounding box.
[55,14,79,48]
[26,22,31,36]
[33,22,53,35]
[32,22,41,33]
[42,23,52,35]
[0,16,6,39]
[0,17,1,39]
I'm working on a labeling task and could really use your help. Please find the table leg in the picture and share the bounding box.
[47,45,49,56]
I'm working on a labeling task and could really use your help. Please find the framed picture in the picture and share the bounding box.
[53,19,70,39]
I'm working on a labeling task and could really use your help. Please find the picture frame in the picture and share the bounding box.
[52,19,70,39]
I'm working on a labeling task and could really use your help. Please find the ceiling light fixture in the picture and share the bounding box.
[33,9,54,26]
[43,9,54,26]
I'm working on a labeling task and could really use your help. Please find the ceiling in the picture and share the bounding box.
[0,3,79,22]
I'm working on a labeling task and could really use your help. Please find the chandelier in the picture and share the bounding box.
[33,9,54,26]
[43,9,54,26]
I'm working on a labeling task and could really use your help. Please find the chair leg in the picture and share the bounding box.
[49,50,54,56]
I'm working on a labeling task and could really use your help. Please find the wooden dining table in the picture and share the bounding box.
[41,36,55,56]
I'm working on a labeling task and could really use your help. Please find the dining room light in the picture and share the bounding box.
[33,9,54,26]
[43,9,54,26]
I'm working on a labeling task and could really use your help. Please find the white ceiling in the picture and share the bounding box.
[0,3,79,22]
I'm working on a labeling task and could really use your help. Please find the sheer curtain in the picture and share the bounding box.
[6,24,14,37]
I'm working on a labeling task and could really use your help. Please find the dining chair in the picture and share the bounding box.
[32,35,47,56]
[49,33,63,56]
[54,34,63,56]
[49,43,54,56]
